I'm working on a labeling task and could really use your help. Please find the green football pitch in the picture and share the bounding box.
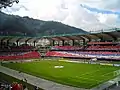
[2,60,120,89]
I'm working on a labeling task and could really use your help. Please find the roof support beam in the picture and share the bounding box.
[104,33,117,41]
[1,37,8,48]
[25,38,32,45]
[55,37,64,41]
[81,35,91,42]
[92,34,102,40]
[7,38,13,46]
[16,38,23,46]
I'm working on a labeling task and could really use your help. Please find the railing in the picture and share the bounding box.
[90,28,120,33]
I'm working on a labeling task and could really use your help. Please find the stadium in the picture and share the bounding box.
[0,0,120,90]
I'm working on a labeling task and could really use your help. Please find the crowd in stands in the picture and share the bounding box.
[0,45,34,52]
[46,51,120,60]
[11,45,34,51]
[51,46,83,50]
[0,41,120,60]
[0,82,39,90]
[0,51,40,60]
[0,44,40,61]
[86,45,120,50]
[46,41,120,60]
[87,41,114,45]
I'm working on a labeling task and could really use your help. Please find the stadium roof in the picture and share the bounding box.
[0,28,120,43]
[44,28,120,41]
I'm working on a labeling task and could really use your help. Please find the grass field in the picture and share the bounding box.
[2,60,120,89]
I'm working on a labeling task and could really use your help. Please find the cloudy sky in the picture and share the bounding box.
[1,0,120,31]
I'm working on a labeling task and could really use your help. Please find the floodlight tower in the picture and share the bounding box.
[0,0,19,9]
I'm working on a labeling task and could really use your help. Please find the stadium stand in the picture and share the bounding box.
[46,41,120,60]
[0,43,40,61]
[0,81,23,90]
[51,46,83,50]
[87,41,114,45]
[0,51,40,60]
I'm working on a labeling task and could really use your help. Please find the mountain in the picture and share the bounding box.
[0,11,89,37]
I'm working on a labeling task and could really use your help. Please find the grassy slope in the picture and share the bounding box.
[0,72,43,90]
[2,60,120,89]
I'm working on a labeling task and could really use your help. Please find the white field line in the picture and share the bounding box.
[102,71,114,76]
[63,60,119,77]
[73,75,102,87]
[79,69,102,77]
[75,76,100,82]
[75,71,113,87]
[73,69,104,84]
[102,69,120,76]
[78,69,120,87]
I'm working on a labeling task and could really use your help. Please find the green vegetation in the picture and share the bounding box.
[0,11,88,37]
[2,60,120,89]
[0,72,43,90]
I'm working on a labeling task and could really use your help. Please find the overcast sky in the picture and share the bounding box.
[1,0,120,31]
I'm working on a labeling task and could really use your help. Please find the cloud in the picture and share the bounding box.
[80,4,120,29]
[1,0,120,31]
[80,4,120,15]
